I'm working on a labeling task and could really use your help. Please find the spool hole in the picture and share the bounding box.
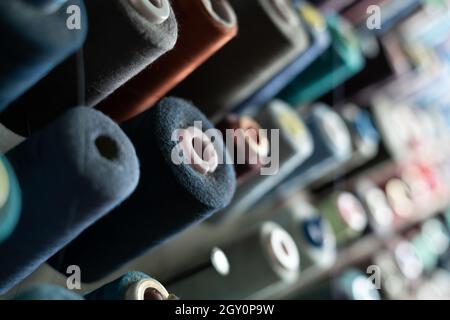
[148,0,162,8]
[192,137,209,159]
[95,136,119,161]
[209,0,233,23]
[269,0,297,25]
[143,287,164,300]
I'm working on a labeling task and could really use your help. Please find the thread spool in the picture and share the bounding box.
[0,0,178,136]
[373,251,408,299]
[48,97,236,282]
[0,107,140,294]
[317,191,368,247]
[166,247,231,299]
[273,198,336,271]
[216,114,270,185]
[356,179,395,234]
[172,0,310,119]
[171,222,300,299]
[23,0,69,13]
[278,14,364,106]
[0,123,25,154]
[322,36,396,106]
[85,271,174,300]
[414,219,450,272]
[384,177,416,224]
[393,240,424,282]
[233,1,329,115]
[12,284,85,300]
[0,155,21,245]
[341,104,380,160]
[296,268,381,300]
[98,0,238,123]
[282,103,352,191]
[0,0,87,113]
[213,99,313,221]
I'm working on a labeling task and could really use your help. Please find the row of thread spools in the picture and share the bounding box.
[0,0,367,134]
[6,182,450,300]
[0,0,432,299]
[1,97,448,299]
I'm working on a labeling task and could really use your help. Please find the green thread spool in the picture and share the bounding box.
[317,191,368,246]
[279,13,364,106]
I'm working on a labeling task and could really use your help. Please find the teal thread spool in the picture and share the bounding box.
[0,155,21,244]
[85,271,172,300]
[278,14,364,106]
[13,284,84,300]
[414,219,450,272]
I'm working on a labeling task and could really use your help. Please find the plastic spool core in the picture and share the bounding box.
[202,0,237,29]
[211,247,230,276]
[385,179,415,219]
[266,226,300,273]
[268,0,299,26]
[0,160,10,210]
[351,277,380,300]
[238,116,270,161]
[318,108,351,156]
[422,220,450,256]
[394,241,423,280]
[129,0,170,24]
[336,192,368,232]
[95,136,120,161]
[179,126,219,175]
[125,278,170,300]
[365,188,394,228]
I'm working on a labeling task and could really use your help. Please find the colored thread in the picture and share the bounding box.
[48,97,236,282]
[0,107,140,294]
[98,0,238,122]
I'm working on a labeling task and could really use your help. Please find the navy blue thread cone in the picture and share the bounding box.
[0,107,140,294]
[48,97,236,282]
[0,0,87,112]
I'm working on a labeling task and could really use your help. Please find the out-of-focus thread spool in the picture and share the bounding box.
[213,100,313,222]
[274,198,336,270]
[279,14,364,106]
[12,284,85,300]
[281,103,352,192]
[216,114,270,185]
[172,0,310,119]
[0,155,21,245]
[0,0,87,112]
[98,0,238,122]
[317,191,368,246]
[166,247,231,299]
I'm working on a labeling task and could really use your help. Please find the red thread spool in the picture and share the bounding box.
[217,114,269,185]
